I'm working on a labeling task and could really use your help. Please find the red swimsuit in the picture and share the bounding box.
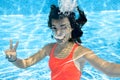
[49,43,81,80]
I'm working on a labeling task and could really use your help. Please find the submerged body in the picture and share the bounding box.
[49,43,81,80]
[4,5,120,80]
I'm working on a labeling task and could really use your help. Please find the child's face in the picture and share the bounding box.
[51,17,72,44]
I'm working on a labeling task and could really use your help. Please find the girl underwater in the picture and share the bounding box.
[4,5,120,80]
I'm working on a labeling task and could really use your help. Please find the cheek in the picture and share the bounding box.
[64,31,72,39]
[66,29,72,37]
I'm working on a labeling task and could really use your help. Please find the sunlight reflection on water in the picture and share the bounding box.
[0,11,120,80]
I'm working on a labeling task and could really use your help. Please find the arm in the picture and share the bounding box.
[83,48,120,77]
[12,45,49,68]
[4,40,53,68]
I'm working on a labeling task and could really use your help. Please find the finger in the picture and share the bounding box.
[4,49,10,55]
[3,50,8,56]
[4,50,7,54]
[14,41,19,51]
[6,55,11,59]
[10,39,13,49]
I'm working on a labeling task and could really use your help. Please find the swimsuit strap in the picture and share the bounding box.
[70,43,79,54]
[50,43,57,57]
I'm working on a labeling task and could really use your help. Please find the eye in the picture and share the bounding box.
[52,27,56,30]
[51,26,57,32]
[60,24,65,27]
[60,24,67,29]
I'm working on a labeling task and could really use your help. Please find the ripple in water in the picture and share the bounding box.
[0,11,120,80]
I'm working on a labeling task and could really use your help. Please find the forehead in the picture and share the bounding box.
[52,17,70,25]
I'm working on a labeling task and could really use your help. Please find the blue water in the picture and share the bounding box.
[0,0,120,80]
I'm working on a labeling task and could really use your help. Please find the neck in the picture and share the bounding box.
[57,41,74,49]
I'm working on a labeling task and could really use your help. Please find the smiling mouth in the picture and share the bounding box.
[55,36,65,41]
[54,35,66,43]
[54,34,65,40]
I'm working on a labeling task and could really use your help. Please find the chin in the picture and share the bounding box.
[56,37,70,44]
[57,40,68,45]
[57,41,64,44]
[56,39,64,44]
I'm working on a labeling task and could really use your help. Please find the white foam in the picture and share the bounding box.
[58,0,77,13]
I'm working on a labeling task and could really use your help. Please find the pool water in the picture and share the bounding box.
[0,0,120,80]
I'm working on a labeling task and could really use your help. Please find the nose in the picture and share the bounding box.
[56,29,63,36]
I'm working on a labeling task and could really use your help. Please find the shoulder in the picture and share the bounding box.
[74,44,93,59]
[78,45,92,53]
[77,45,97,60]
[44,43,55,48]
[43,43,56,56]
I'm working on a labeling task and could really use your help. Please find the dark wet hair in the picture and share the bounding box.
[48,5,87,43]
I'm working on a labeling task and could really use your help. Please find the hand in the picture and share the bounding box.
[4,40,19,62]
